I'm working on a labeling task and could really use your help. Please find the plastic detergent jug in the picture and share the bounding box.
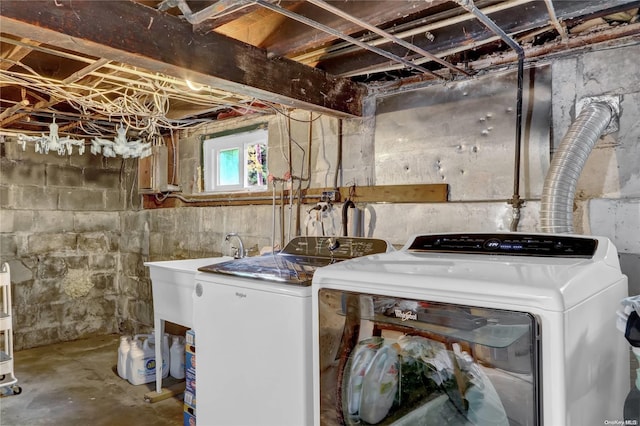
[117,336,131,380]
[149,332,170,379]
[127,337,157,385]
[170,336,185,379]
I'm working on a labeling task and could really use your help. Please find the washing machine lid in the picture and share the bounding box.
[312,233,625,312]
[199,236,392,286]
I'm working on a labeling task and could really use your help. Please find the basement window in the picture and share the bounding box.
[202,124,268,192]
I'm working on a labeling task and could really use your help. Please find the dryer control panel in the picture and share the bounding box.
[408,233,598,258]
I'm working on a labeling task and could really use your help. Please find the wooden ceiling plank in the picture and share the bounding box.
[0,99,29,121]
[0,37,41,71]
[62,58,111,85]
[239,0,452,58]
[0,98,59,127]
[193,2,269,32]
[0,0,366,117]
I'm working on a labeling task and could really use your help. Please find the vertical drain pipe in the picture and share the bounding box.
[540,102,614,233]
[455,0,526,231]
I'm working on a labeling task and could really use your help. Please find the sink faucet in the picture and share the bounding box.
[225,232,245,259]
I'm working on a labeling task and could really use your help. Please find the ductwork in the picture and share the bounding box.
[540,101,615,233]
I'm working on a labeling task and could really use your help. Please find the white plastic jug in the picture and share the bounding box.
[126,339,143,385]
[170,336,185,379]
[149,331,170,379]
[117,335,131,380]
[127,337,157,385]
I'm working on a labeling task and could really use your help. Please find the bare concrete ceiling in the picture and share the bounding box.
[1,0,639,141]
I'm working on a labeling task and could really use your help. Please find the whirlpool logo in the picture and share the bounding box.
[394,309,417,322]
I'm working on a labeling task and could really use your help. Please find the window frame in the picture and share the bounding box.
[201,124,269,193]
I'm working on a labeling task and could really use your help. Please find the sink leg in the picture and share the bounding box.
[155,317,164,394]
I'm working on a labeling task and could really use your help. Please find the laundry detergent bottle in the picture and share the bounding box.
[170,336,185,379]
[149,332,170,379]
[117,335,131,380]
[127,337,156,385]
[126,338,144,385]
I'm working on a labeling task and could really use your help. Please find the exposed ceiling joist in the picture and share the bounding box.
[1,0,638,141]
[0,0,366,117]
[317,0,640,78]
[0,37,40,71]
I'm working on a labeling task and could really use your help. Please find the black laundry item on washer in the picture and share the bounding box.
[625,310,640,347]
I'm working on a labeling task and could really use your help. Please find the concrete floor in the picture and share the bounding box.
[2,334,636,426]
[0,334,184,426]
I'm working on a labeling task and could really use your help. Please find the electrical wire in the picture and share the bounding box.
[0,59,272,140]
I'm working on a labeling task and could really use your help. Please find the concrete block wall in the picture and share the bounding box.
[0,139,141,350]
[144,205,275,260]
[118,210,152,335]
[365,66,551,244]
[170,42,639,293]
[1,41,637,351]
[551,43,640,294]
[366,43,639,289]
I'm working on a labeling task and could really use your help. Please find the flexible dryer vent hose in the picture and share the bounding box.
[540,101,614,233]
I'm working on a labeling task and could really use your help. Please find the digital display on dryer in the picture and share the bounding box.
[408,233,597,258]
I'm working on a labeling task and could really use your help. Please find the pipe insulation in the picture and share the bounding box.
[540,101,615,234]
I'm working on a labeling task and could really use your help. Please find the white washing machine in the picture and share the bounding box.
[193,236,392,426]
[312,233,629,426]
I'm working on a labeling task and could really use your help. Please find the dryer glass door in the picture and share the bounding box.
[317,289,541,425]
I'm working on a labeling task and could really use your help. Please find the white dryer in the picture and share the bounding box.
[312,233,628,425]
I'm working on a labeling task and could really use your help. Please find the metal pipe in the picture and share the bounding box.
[271,182,277,251]
[293,0,533,65]
[540,102,614,234]
[306,113,313,190]
[342,199,355,236]
[287,111,293,179]
[306,0,470,77]
[280,181,285,248]
[171,0,253,25]
[455,0,526,231]
[166,192,280,203]
[338,35,502,79]
[254,0,444,79]
[334,119,342,190]
[296,112,314,235]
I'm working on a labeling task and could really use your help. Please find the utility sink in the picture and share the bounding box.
[145,256,232,327]
[145,256,232,394]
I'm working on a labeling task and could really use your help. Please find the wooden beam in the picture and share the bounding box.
[0,0,366,117]
[324,184,449,204]
[142,184,449,209]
